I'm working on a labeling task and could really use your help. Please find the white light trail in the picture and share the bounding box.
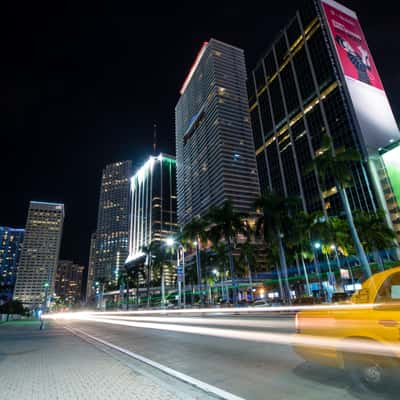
[57,315,400,359]
[44,302,381,321]
[77,315,294,329]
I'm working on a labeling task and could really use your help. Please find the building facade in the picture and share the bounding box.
[0,227,24,303]
[126,154,178,264]
[175,39,260,227]
[86,232,96,301]
[248,0,399,224]
[55,260,85,305]
[94,161,132,283]
[14,201,64,308]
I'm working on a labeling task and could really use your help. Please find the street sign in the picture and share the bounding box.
[177,264,184,283]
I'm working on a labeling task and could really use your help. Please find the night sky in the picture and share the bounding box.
[1,0,399,266]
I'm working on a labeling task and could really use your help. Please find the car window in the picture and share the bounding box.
[375,272,400,303]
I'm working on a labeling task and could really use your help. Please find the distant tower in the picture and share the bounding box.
[0,226,24,302]
[153,123,157,155]
[93,161,132,283]
[14,202,64,308]
[55,260,85,305]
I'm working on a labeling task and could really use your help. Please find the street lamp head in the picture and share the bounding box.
[314,242,321,249]
[330,244,336,250]
[212,269,218,275]
[193,241,198,246]
[165,238,174,247]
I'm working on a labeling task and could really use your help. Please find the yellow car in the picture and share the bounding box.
[294,267,400,393]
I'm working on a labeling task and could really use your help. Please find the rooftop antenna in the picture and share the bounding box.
[153,122,157,155]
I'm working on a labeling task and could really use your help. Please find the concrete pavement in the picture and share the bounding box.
[0,320,214,400]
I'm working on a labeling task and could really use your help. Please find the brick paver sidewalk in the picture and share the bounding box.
[0,321,209,400]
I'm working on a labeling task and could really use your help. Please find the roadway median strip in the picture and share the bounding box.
[66,326,246,400]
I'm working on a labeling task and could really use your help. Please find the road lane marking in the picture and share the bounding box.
[66,326,246,400]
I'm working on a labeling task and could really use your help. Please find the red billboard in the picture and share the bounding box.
[322,0,384,90]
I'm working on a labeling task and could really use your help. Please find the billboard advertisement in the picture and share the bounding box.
[321,0,400,153]
[322,1,383,90]
[382,145,400,206]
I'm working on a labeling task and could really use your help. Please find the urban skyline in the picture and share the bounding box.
[1,0,398,266]
[0,0,398,304]
[2,2,400,398]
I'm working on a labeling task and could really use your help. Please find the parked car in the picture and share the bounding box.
[251,299,272,307]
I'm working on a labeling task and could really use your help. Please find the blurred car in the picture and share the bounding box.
[294,267,400,394]
[251,299,272,307]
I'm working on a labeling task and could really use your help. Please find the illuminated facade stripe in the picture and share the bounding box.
[126,154,177,263]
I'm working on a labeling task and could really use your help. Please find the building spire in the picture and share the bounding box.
[153,122,157,155]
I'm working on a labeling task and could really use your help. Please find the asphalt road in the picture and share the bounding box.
[63,313,395,400]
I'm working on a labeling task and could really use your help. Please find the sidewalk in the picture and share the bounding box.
[0,320,211,400]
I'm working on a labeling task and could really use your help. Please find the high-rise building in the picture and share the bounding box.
[55,260,85,305]
[86,232,96,301]
[248,0,400,226]
[14,201,64,308]
[175,39,260,227]
[126,154,178,266]
[0,227,24,303]
[94,161,131,283]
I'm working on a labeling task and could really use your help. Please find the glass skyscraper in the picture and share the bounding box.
[175,39,260,227]
[248,0,399,228]
[0,226,24,302]
[14,201,64,308]
[126,154,177,264]
[94,161,132,283]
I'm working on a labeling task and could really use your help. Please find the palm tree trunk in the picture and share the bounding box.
[373,248,384,272]
[277,231,291,304]
[338,184,372,278]
[276,265,284,301]
[300,254,312,296]
[126,278,129,310]
[195,241,202,298]
[161,266,165,309]
[246,256,253,301]
[146,260,151,308]
[226,237,237,305]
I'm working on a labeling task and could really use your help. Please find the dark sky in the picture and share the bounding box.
[1,0,399,266]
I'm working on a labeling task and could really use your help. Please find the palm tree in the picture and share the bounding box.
[212,242,230,302]
[255,191,299,303]
[180,217,209,297]
[308,133,372,278]
[287,210,315,296]
[141,241,159,307]
[354,210,397,271]
[205,201,247,305]
[238,240,257,301]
